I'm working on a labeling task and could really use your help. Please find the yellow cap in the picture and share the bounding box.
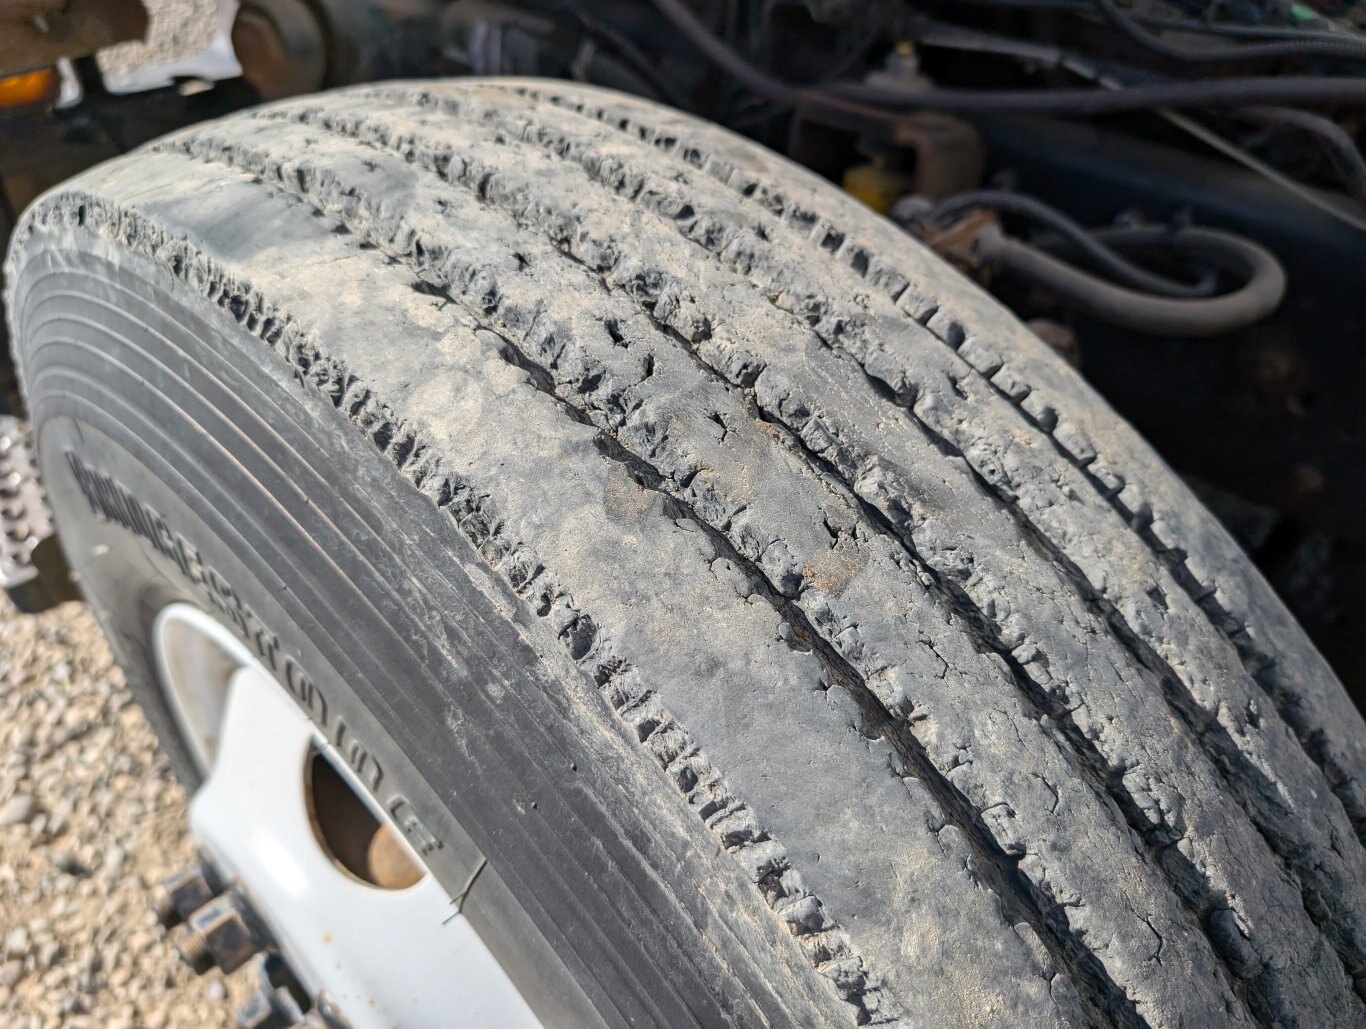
[843,161,917,216]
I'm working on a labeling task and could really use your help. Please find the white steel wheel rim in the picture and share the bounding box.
[152,603,538,1028]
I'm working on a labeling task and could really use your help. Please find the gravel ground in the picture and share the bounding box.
[6,5,274,1024]
[0,597,249,1027]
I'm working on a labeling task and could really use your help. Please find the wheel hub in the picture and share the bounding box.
[152,603,538,1027]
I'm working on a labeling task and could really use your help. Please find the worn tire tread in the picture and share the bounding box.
[8,80,1365,1028]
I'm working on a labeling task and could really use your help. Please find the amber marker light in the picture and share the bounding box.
[0,67,58,108]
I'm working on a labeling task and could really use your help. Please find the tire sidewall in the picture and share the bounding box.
[14,233,617,1021]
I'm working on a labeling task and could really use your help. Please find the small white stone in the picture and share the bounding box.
[0,794,37,827]
[0,959,24,987]
[4,927,31,959]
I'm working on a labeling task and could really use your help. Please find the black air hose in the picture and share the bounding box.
[977,224,1286,336]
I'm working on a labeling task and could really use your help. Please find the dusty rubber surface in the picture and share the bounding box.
[7,81,1365,1026]
[0,598,251,1028]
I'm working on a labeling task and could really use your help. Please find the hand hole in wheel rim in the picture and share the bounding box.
[304,744,423,890]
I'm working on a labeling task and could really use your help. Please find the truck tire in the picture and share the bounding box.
[6,80,1364,1027]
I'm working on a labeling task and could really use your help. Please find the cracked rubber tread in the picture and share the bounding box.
[434,84,1366,985]
[225,84,1364,1018]
[8,80,1364,1027]
[10,152,1082,1027]
[480,81,1366,854]
[315,81,1366,1002]
[150,98,1363,1022]
[452,79,1366,862]
[151,118,1243,1023]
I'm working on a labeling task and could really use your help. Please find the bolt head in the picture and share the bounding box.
[236,986,294,1029]
[188,894,262,975]
[155,863,216,928]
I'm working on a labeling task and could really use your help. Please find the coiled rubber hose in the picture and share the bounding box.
[977,224,1286,335]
